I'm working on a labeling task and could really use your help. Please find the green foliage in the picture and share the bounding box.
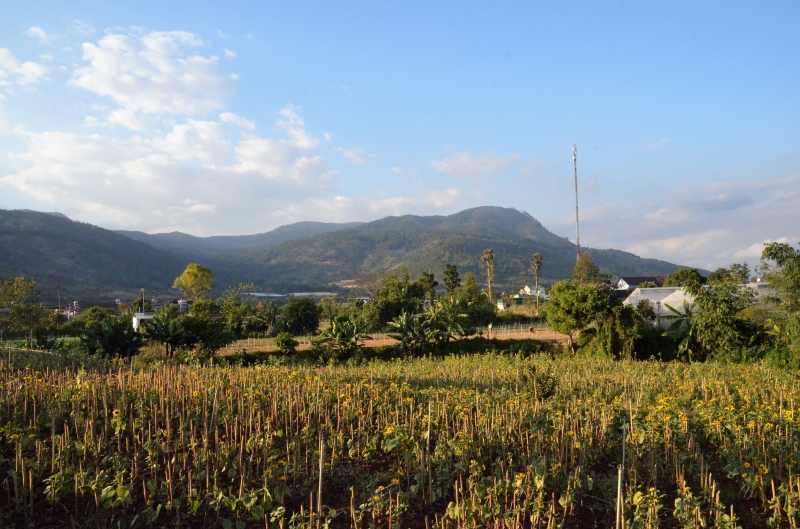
[143,305,186,357]
[452,272,494,325]
[61,306,116,335]
[681,282,757,362]
[317,317,371,360]
[664,268,706,288]
[0,276,60,345]
[172,263,214,301]
[273,332,298,355]
[280,296,322,336]
[443,263,461,296]
[81,316,143,358]
[572,252,611,285]
[180,299,235,356]
[546,280,616,353]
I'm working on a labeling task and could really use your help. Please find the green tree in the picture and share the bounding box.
[172,263,214,302]
[481,248,495,303]
[281,297,322,336]
[387,311,427,357]
[82,317,143,359]
[638,281,656,288]
[706,268,733,284]
[546,280,615,354]
[421,302,469,350]
[0,277,50,346]
[454,272,494,325]
[681,281,756,361]
[274,332,299,355]
[760,242,800,356]
[180,299,234,357]
[218,283,254,339]
[572,252,610,285]
[443,264,461,299]
[730,262,751,284]
[318,317,371,360]
[664,268,706,288]
[529,252,543,315]
[144,305,186,357]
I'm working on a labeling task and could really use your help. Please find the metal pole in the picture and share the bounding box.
[573,144,580,260]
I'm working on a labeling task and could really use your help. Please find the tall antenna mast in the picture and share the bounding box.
[573,144,580,260]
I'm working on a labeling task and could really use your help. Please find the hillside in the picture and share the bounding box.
[0,210,192,298]
[1,207,688,300]
[116,221,362,257]
[214,207,685,288]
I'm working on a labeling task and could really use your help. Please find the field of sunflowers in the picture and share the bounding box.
[0,350,799,528]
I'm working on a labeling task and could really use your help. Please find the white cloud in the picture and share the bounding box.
[26,27,51,44]
[430,151,519,177]
[224,48,236,58]
[391,167,404,174]
[1,105,340,233]
[270,188,464,224]
[0,48,49,88]
[335,147,373,165]
[70,30,236,128]
[219,112,255,129]
[561,174,800,269]
[71,20,95,36]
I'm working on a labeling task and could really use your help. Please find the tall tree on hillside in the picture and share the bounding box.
[481,248,495,303]
[443,264,461,299]
[172,263,214,302]
[529,252,543,315]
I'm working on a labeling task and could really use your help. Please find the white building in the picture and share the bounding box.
[132,312,155,331]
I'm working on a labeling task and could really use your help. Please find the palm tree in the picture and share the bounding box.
[529,252,543,315]
[481,248,495,304]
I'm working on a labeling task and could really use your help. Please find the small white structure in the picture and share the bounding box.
[496,299,509,311]
[616,276,667,291]
[511,285,548,305]
[132,312,155,331]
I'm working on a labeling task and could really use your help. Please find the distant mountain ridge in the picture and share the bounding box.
[212,206,685,288]
[1,207,689,300]
[115,221,363,256]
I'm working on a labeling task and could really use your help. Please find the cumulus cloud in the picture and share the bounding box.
[70,30,236,127]
[0,48,49,88]
[223,48,236,58]
[270,188,464,224]
[335,147,373,165]
[557,174,800,269]
[26,27,51,44]
[431,151,519,177]
[2,102,341,233]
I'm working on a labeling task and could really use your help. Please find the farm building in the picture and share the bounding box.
[616,276,667,291]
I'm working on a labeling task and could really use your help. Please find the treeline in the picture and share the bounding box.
[546,244,800,368]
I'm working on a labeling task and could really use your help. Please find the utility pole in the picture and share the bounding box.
[573,144,581,260]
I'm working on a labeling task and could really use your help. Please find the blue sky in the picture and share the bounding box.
[1,1,798,269]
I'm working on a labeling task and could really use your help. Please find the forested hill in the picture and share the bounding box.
[0,209,189,294]
[2,207,687,299]
[212,207,685,288]
[115,221,362,257]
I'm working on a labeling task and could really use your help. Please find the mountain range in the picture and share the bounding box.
[0,207,687,302]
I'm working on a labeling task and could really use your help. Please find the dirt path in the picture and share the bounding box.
[220,328,567,354]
